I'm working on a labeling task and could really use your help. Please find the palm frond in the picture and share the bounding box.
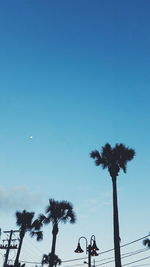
[32,219,43,230]
[30,230,43,241]
[39,214,50,225]
[36,231,43,241]
[90,150,103,166]
[125,147,135,161]
[143,238,150,247]
[90,150,100,159]
[41,254,49,265]
[101,143,113,164]
[115,143,135,173]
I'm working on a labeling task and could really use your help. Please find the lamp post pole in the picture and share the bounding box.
[88,245,92,267]
[74,235,99,267]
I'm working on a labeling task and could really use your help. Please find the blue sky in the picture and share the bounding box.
[0,0,150,266]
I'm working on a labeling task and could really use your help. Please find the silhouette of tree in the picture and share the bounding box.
[39,199,76,267]
[90,143,135,267]
[41,253,61,267]
[143,238,150,248]
[14,210,43,267]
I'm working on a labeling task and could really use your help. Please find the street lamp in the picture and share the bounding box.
[74,235,99,267]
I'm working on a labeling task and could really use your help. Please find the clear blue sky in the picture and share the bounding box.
[0,1,150,266]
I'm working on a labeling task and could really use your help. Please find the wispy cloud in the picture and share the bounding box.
[102,201,111,206]
[78,195,112,215]
[88,200,112,213]
[0,186,45,212]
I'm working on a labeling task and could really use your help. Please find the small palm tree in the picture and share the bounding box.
[90,143,135,267]
[39,199,76,267]
[143,238,150,248]
[14,210,43,267]
[41,253,61,267]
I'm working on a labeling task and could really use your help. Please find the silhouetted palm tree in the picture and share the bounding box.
[90,143,135,267]
[143,238,150,248]
[41,253,61,267]
[14,210,43,267]
[39,199,76,267]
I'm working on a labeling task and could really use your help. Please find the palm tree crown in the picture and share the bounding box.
[90,143,135,178]
[40,199,76,225]
[41,253,61,266]
[16,209,43,239]
[16,210,34,233]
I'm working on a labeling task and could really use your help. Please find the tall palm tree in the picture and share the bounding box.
[90,143,135,267]
[143,238,150,248]
[39,199,76,267]
[41,253,61,267]
[14,210,43,267]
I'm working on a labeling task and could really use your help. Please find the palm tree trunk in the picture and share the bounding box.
[14,233,24,267]
[49,223,58,267]
[112,176,121,267]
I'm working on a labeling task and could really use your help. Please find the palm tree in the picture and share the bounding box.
[90,143,135,267]
[39,199,76,267]
[41,253,61,267]
[143,238,150,248]
[14,210,43,267]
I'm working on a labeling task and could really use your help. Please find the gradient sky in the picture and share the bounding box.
[0,1,150,266]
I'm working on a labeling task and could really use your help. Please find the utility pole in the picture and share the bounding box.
[2,230,19,267]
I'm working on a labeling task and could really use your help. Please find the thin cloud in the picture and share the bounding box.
[0,186,45,212]
[79,196,112,214]
[102,201,111,206]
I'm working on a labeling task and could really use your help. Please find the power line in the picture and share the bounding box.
[62,246,150,267]
[95,248,149,266]
[62,234,150,263]
[16,234,150,266]
[122,256,150,266]
[20,261,41,264]
[131,264,150,267]
[95,248,148,264]
[121,234,150,249]
[13,233,37,262]
[26,235,45,255]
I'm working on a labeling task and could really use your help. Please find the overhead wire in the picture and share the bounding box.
[25,235,45,255]
[16,234,150,266]
[95,247,149,266]
[62,234,150,263]
[96,248,149,262]
[62,244,150,267]
[63,253,150,267]
[130,264,150,267]
[122,256,150,266]
[95,248,148,264]
[11,233,44,265]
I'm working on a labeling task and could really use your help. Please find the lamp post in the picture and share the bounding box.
[84,259,95,267]
[74,235,99,267]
